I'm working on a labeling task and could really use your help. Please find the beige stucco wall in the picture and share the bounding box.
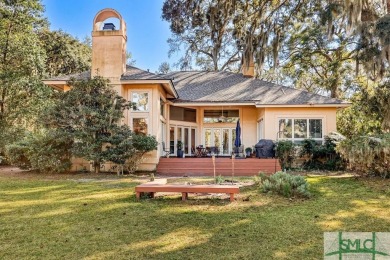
[124,83,167,171]
[91,31,126,80]
[263,107,337,140]
[241,106,259,148]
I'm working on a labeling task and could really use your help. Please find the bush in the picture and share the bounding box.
[299,135,345,171]
[215,175,225,184]
[337,134,390,178]
[5,140,31,169]
[275,140,296,170]
[125,134,158,173]
[5,131,73,173]
[258,171,310,198]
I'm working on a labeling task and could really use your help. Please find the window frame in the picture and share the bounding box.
[131,117,149,135]
[203,109,240,124]
[277,117,324,143]
[169,106,197,123]
[130,91,150,112]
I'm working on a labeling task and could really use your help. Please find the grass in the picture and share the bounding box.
[0,171,389,259]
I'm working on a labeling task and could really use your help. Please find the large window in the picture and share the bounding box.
[160,98,165,117]
[133,118,148,135]
[204,110,239,123]
[278,118,322,142]
[170,106,196,122]
[132,92,149,111]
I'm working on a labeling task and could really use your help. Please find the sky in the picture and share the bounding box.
[42,0,179,72]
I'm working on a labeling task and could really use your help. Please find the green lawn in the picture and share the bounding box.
[0,171,389,259]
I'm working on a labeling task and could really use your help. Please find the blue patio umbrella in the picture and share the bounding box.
[234,119,241,148]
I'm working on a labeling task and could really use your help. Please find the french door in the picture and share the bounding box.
[169,125,197,156]
[204,128,236,155]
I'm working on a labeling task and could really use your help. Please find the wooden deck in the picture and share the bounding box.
[156,157,281,176]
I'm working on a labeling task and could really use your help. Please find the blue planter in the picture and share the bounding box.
[177,150,184,158]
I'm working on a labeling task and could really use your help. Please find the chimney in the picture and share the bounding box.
[91,9,127,79]
[241,55,254,78]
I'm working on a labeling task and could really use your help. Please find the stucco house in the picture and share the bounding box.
[43,8,349,173]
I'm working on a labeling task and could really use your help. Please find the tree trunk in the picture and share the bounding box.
[387,0,390,14]
[330,82,339,99]
[94,160,100,174]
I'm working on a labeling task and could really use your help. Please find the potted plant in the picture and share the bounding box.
[177,140,184,158]
[245,147,252,157]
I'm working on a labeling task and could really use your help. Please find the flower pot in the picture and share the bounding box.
[177,149,184,158]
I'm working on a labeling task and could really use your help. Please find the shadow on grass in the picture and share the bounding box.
[0,175,389,259]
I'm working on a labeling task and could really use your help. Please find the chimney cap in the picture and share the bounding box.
[102,23,116,30]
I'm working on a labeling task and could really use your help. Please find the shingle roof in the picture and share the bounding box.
[46,66,348,105]
[162,71,348,105]
[121,66,171,80]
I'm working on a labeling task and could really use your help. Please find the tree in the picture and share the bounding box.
[162,0,310,77]
[42,76,132,173]
[162,0,240,71]
[126,51,136,66]
[0,0,50,153]
[361,78,390,131]
[336,77,383,137]
[283,2,357,98]
[325,1,390,80]
[156,61,171,74]
[38,29,91,77]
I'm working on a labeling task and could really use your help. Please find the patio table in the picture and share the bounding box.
[196,147,208,157]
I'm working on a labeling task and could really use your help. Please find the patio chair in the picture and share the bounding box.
[234,145,245,158]
[208,146,220,157]
[161,142,170,158]
[191,146,196,157]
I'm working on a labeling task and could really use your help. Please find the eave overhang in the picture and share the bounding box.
[42,80,67,91]
[120,79,178,98]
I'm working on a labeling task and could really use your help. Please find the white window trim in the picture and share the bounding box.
[203,108,241,124]
[131,117,150,135]
[130,90,151,113]
[169,124,197,156]
[202,127,237,155]
[160,94,167,121]
[257,118,264,141]
[277,117,324,143]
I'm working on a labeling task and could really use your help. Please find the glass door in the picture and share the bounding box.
[169,126,175,154]
[203,128,236,155]
[169,125,197,156]
[160,121,166,157]
[222,129,230,154]
[184,128,189,154]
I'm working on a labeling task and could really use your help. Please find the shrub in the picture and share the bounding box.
[299,135,345,171]
[5,131,73,173]
[215,175,225,184]
[28,131,73,173]
[5,140,31,169]
[258,171,310,198]
[125,134,158,173]
[337,133,390,178]
[275,140,296,170]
